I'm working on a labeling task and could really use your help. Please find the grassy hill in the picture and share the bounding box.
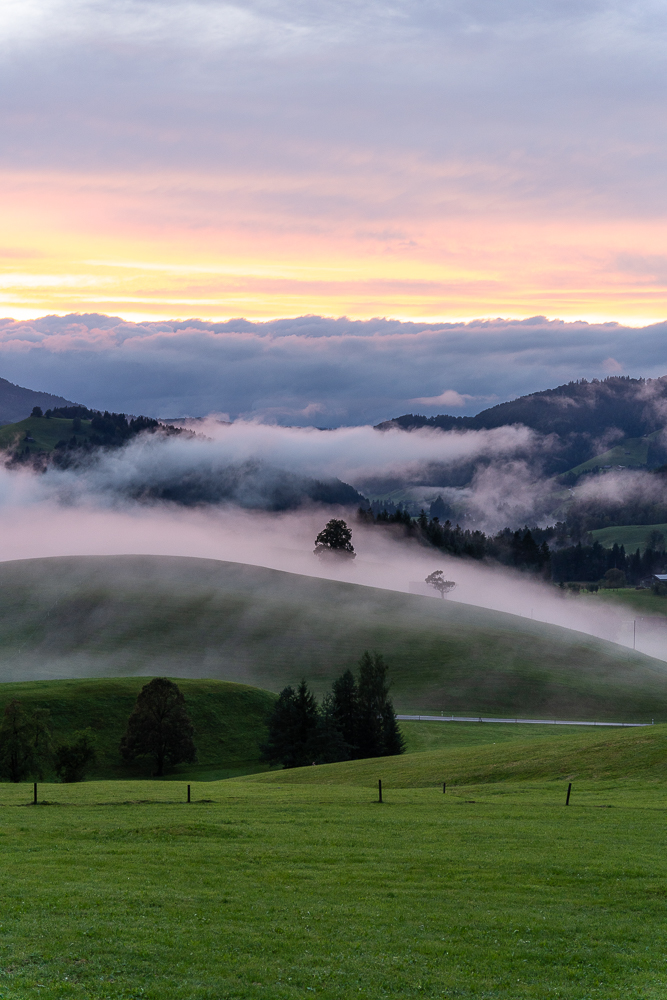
[565,434,652,475]
[0,415,93,452]
[2,554,667,721]
[590,521,667,553]
[247,722,667,787]
[0,676,275,780]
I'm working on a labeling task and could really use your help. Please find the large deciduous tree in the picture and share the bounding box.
[314,519,356,559]
[120,678,196,776]
[0,700,52,783]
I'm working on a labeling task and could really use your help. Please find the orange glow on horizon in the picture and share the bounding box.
[2,171,667,325]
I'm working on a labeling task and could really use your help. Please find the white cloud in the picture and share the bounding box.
[410,390,473,408]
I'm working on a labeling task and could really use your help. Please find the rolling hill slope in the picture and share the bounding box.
[1,555,667,721]
[245,723,667,787]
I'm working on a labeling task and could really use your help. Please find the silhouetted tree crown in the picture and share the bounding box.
[356,651,405,758]
[260,680,319,768]
[0,700,52,783]
[314,519,356,559]
[425,570,456,598]
[120,678,196,776]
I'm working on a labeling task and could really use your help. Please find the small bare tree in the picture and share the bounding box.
[425,570,456,598]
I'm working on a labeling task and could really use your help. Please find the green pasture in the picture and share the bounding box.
[399,719,591,755]
[580,586,667,618]
[590,521,667,553]
[250,721,667,787]
[0,416,93,452]
[2,774,667,999]
[567,434,651,475]
[1,554,667,722]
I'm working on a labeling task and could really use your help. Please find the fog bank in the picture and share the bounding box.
[0,500,658,663]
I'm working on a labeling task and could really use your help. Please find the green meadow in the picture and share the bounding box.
[2,767,667,999]
[3,556,667,998]
[0,416,93,452]
[590,522,667,554]
[567,434,652,475]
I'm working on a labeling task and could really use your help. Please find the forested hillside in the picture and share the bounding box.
[379,376,667,475]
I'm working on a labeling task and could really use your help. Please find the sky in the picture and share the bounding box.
[3,0,667,326]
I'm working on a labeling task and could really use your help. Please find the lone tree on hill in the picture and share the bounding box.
[314,518,356,559]
[425,570,456,598]
[0,700,52,783]
[120,678,196,776]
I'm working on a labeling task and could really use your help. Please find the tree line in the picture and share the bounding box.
[550,539,666,586]
[358,507,553,573]
[358,507,667,586]
[261,652,405,768]
[0,662,405,782]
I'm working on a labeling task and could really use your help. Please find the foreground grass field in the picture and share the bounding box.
[2,555,667,721]
[1,777,667,999]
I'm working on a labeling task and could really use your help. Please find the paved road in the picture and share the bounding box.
[396,714,652,728]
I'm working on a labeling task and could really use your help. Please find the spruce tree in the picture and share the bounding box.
[356,651,404,758]
[311,693,351,763]
[330,669,359,753]
[260,680,319,768]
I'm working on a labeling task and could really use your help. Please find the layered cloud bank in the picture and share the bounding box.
[1,314,667,424]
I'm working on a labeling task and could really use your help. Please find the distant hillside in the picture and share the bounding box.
[2,554,667,722]
[378,376,667,475]
[0,376,78,424]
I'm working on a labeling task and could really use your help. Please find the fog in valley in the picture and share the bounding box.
[0,414,664,663]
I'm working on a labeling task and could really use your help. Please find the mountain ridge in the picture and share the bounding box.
[0,375,79,424]
[377,376,667,476]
